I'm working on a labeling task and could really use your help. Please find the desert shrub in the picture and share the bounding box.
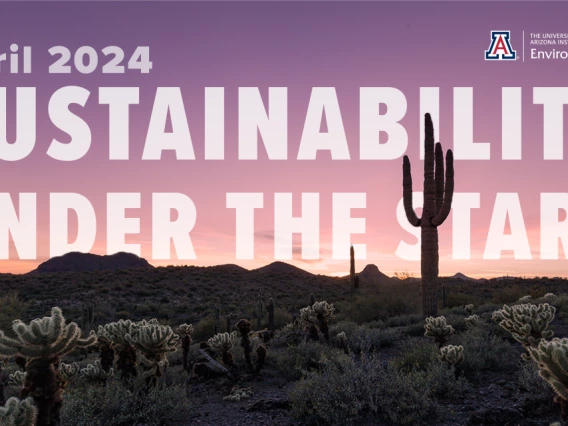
[272,307,293,329]
[516,359,554,397]
[61,379,192,426]
[426,361,470,398]
[445,292,480,309]
[340,283,420,324]
[0,292,29,336]
[386,314,423,328]
[192,315,217,342]
[290,354,436,425]
[492,285,524,304]
[271,341,346,381]
[329,321,360,338]
[348,327,401,353]
[394,339,439,372]
[453,326,519,372]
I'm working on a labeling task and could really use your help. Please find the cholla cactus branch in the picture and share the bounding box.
[465,315,482,329]
[527,338,568,418]
[493,303,555,354]
[79,360,113,384]
[424,316,455,348]
[0,397,37,426]
[464,304,474,315]
[439,345,464,366]
[8,371,26,387]
[59,362,79,380]
[176,324,194,372]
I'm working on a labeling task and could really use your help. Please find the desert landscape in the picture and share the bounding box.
[0,250,566,426]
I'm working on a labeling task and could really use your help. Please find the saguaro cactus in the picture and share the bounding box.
[214,297,221,335]
[256,290,264,330]
[350,245,358,290]
[267,298,275,331]
[403,113,454,317]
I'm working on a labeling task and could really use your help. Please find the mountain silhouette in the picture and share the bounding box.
[32,252,153,273]
[357,264,393,286]
[253,261,313,275]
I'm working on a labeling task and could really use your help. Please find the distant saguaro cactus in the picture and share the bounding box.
[214,297,221,335]
[403,113,454,317]
[256,290,264,330]
[350,245,358,290]
[267,298,275,331]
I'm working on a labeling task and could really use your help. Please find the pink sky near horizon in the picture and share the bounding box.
[1,2,568,279]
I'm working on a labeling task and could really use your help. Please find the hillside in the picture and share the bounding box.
[32,252,153,273]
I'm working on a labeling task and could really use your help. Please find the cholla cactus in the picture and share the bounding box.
[207,332,236,368]
[527,338,568,417]
[493,303,555,356]
[301,301,336,342]
[544,293,557,301]
[465,314,482,329]
[223,385,253,402]
[95,330,115,372]
[336,331,348,353]
[126,323,178,387]
[424,316,455,347]
[518,295,532,303]
[8,371,26,387]
[439,345,464,366]
[97,320,137,379]
[0,397,37,426]
[0,307,96,426]
[176,324,194,372]
[236,319,254,374]
[59,362,79,380]
[464,304,474,315]
[80,360,113,384]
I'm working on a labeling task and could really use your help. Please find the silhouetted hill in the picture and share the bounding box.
[32,252,153,273]
[358,264,394,286]
[254,261,313,276]
[451,272,478,281]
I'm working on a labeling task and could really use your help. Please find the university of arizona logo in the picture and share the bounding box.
[485,31,516,60]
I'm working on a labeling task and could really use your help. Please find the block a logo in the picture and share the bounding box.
[485,31,516,60]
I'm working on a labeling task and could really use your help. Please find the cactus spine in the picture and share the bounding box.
[403,113,454,317]
[267,298,275,331]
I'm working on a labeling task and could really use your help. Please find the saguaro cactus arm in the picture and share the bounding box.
[432,148,454,226]
[402,156,421,227]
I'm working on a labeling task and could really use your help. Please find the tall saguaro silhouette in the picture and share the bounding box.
[402,113,454,317]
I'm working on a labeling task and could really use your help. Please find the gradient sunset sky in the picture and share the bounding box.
[1,1,567,278]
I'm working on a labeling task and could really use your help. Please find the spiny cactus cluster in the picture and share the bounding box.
[336,331,348,354]
[465,315,482,329]
[518,295,532,302]
[439,345,464,366]
[207,331,238,369]
[464,304,474,315]
[8,371,26,387]
[223,385,253,402]
[79,360,113,384]
[424,316,455,347]
[0,307,96,426]
[300,301,336,342]
[492,303,555,355]
[527,338,568,416]
[126,322,178,386]
[544,293,557,301]
[176,323,194,372]
[0,397,37,426]
[59,362,80,380]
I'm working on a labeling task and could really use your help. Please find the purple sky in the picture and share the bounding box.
[0,1,567,277]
